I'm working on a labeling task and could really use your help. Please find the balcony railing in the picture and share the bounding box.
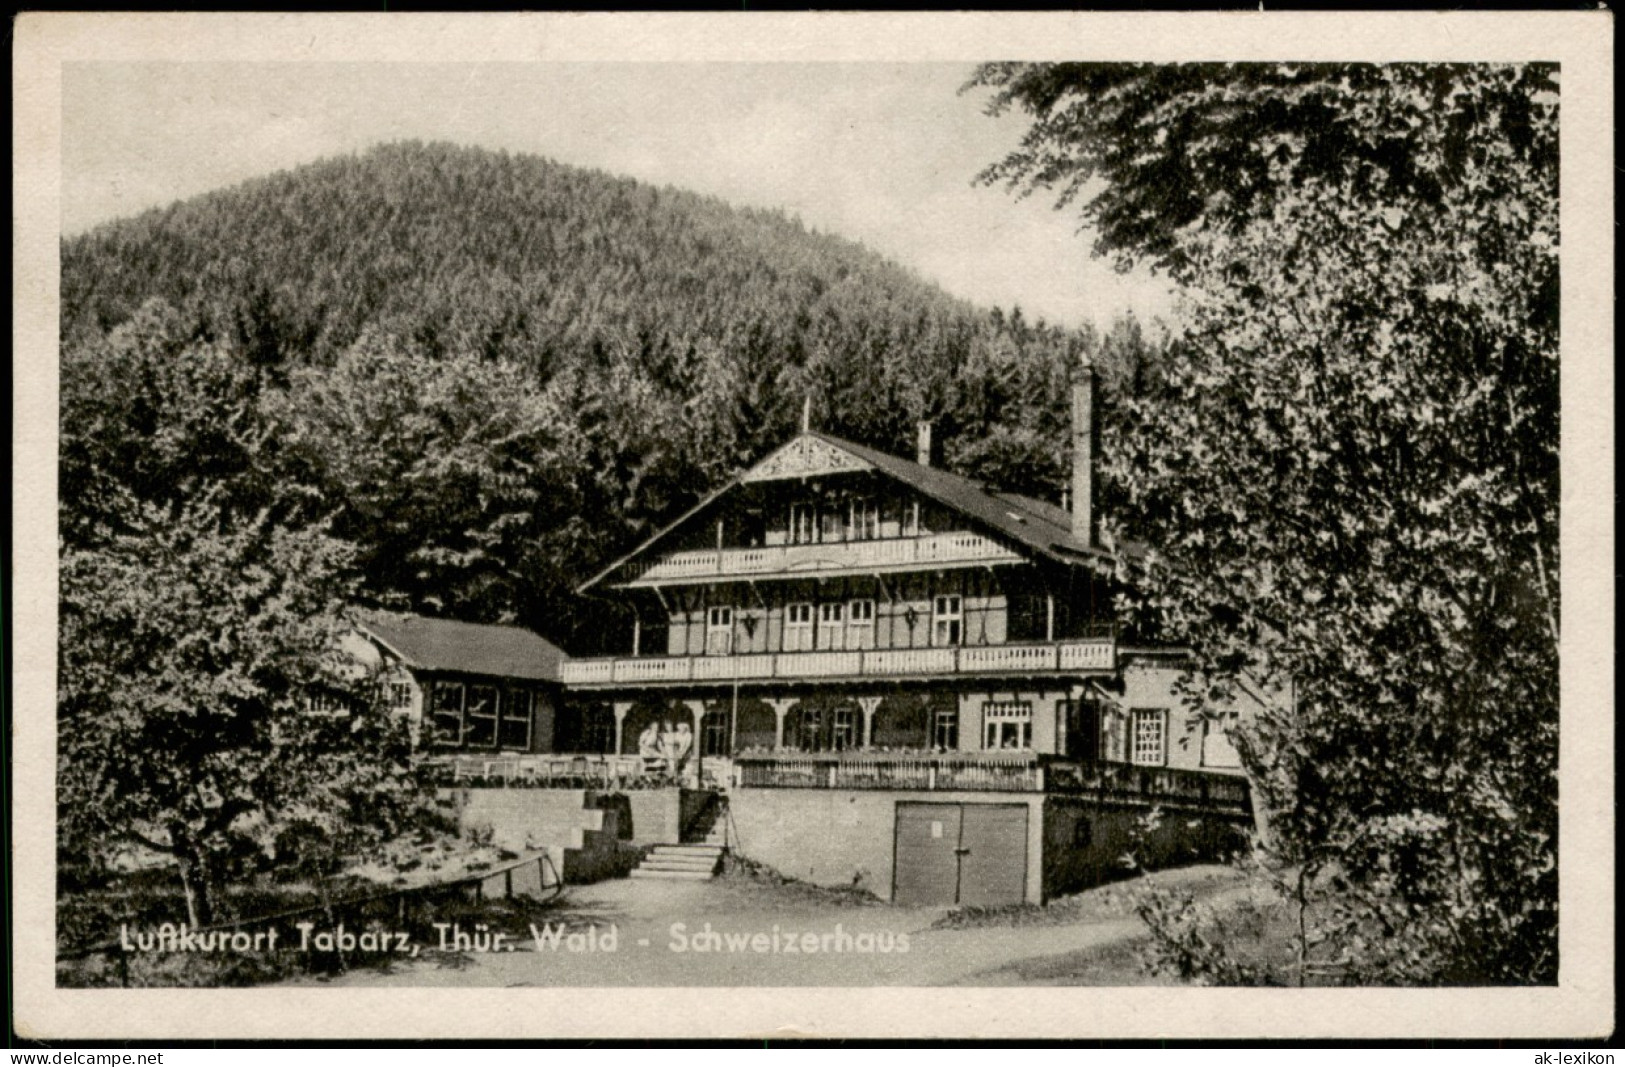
[560,638,1115,687]
[620,531,1022,585]
[731,751,1252,815]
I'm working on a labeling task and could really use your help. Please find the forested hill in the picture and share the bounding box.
[60,141,1154,646]
[66,143,975,363]
[67,142,988,375]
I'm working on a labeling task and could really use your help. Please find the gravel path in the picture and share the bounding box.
[301,865,1242,988]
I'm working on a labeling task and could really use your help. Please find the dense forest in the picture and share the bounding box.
[61,141,1157,650]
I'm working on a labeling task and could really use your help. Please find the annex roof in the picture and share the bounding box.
[356,611,565,683]
[580,429,1128,593]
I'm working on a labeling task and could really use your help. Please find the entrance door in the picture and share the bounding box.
[892,802,1028,906]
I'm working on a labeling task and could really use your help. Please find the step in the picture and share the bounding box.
[652,844,724,858]
[630,867,716,881]
[642,851,721,865]
[638,866,717,879]
[640,858,719,873]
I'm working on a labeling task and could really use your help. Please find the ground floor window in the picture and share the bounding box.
[500,689,535,750]
[932,706,959,751]
[464,684,500,748]
[796,706,823,751]
[982,701,1032,750]
[1131,708,1167,766]
[701,709,730,757]
[430,681,537,750]
[832,706,857,750]
[431,682,467,746]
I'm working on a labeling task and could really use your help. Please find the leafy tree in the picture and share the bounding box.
[272,330,589,628]
[59,300,281,549]
[58,495,420,926]
[58,304,426,926]
[971,62,1558,983]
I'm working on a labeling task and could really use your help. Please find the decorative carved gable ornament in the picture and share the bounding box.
[741,435,872,483]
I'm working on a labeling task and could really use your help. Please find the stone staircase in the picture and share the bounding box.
[629,801,728,881]
[629,842,726,881]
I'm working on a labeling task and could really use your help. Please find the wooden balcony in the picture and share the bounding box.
[618,531,1023,586]
[559,637,1116,688]
[732,752,1252,815]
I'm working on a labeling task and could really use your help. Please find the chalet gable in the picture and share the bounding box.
[741,434,873,482]
[580,431,1117,593]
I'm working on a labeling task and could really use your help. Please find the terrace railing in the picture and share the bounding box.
[1042,758,1252,816]
[560,637,1115,687]
[734,750,1042,792]
[420,752,650,789]
[732,751,1251,816]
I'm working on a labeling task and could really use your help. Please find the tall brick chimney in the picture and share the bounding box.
[916,421,935,468]
[1071,365,1097,547]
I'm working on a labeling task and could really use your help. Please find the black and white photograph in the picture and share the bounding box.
[11,11,1613,1043]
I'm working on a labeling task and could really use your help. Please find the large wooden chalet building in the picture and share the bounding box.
[407,371,1265,904]
[489,372,1269,905]
[560,373,1251,782]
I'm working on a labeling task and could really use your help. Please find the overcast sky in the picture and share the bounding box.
[61,62,1175,330]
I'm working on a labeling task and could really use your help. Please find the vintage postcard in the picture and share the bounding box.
[12,11,1614,1042]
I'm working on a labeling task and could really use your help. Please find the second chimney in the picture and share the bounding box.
[1071,367,1097,546]
[916,421,935,468]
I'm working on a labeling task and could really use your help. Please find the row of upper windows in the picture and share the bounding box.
[785,498,920,545]
[700,595,963,652]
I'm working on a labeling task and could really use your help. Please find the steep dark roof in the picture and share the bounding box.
[581,430,1133,593]
[357,612,565,682]
[809,431,1116,566]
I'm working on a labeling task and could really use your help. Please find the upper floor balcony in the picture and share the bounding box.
[614,530,1024,587]
[560,636,1115,688]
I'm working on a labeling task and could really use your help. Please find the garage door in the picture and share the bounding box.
[893,803,962,906]
[956,804,1029,907]
[892,802,1028,906]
